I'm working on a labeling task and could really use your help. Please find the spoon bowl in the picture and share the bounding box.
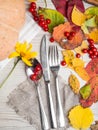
[25,58,50,130]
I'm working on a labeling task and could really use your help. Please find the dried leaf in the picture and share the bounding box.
[74,67,90,81]
[74,40,88,55]
[72,58,85,68]
[88,28,98,43]
[68,105,94,129]
[85,57,98,78]
[80,84,91,99]
[71,6,86,26]
[53,22,84,49]
[90,121,98,130]
[69,74,80,94]
[38,8,65,33]
[80,76,98,107]
[67,0,85,23]
[51,0,67,16]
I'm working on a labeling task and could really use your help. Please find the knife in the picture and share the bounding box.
[40,35,57,128]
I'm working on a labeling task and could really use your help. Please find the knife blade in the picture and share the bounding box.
[40,35,50,82]
[40,35,57,128]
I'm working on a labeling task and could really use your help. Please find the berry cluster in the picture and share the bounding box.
[30,63,42,81]
[29,2,51,31]
[64,31,76,40]
[82,39,98,59]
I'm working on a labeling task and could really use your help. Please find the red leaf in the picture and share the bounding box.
[66,0,85,23]
[85,57,98,78]
[51,0,67,16]
[51,0,85,23]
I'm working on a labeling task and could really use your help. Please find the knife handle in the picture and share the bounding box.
[37,84,50,130]
[46,81,57,128]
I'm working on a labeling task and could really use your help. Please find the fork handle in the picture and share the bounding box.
[46,81,57,129]
[55,76,65,127]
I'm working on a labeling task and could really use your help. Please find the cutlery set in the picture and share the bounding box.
[40,35,65,129]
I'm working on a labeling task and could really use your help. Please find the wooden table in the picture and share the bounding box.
[0,0,55,130]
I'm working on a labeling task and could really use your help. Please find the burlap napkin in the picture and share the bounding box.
[7,74,79,130]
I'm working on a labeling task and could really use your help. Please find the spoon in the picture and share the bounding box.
[25,58,50,130]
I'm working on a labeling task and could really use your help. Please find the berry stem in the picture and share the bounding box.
[0,58,20,88]
[43,0,47,8]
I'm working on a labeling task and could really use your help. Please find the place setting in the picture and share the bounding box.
[0,0,98,130]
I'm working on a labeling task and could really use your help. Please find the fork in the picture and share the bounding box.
[48,45,65,128]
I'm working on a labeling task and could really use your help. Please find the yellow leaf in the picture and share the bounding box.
[68,105,94,129]
[72,58,85,68]
[71,6,86,26]
[62,50,75,59]
[28,0,37,2]
[88,28,98,43]
[74,40,88,55]
[69,74,80,94]
[74,67,90,81]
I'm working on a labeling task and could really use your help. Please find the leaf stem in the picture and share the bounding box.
[0,58,20,88]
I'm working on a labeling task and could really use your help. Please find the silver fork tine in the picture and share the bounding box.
[49,45,65,128]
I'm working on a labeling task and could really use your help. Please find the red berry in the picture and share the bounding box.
[76,53,81,58]
[46,19,51,24]
[89,44,94,49]
[35,65,42,71]
[87,39,94,44]
[32,11,37,16]
[29,7,35,13]
[88,49,93,55]
[49,37,54,42]
[39,21,46,27]
[43,24,48,28]
[70,31,76,37]
[92,47,97,52]
[39,15,44,19]
[82,48,88,53]
[43,27,49,31]
[93,51,98,56]
[34,16,39,21]
[67,35,73,40]
[30,74,37,81]
[89,54,95,59]
[30,2,36,8]
[61,60,66,66]
[64,31,70,37]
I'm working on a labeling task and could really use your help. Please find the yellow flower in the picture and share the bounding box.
[68,105,94,130]
[9,41,37,66]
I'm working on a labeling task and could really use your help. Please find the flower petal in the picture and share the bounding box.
[9,52,20,58]
[25,52,37,59]
[22,57,32,66]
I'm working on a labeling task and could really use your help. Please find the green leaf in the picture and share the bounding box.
[38,8,65,33]
[85,6,98,16]
[81,23,89,34]
[85,16,97,27]
[80,84,91,100]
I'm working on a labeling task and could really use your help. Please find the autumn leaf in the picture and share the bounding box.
[74,67,90,81]
[68,105,94,129]
[74,40,88,55]
[71,6,86,26]
[80,76,98,107]
[38,8,65,33]
[69,74,80,94]
[88,28,98,43]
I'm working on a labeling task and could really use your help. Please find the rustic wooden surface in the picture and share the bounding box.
[0,0,55,130]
